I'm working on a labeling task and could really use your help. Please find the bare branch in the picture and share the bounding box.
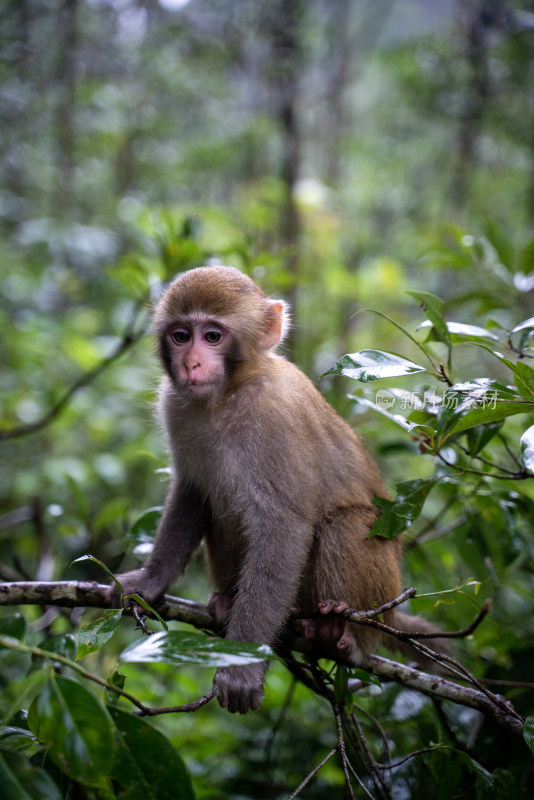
[0,580,213,629]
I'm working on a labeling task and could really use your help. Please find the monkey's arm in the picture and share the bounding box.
[214,510,314,713]
[111,482,210,606]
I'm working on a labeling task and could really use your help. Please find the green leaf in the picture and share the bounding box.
[107,671,127,706]
[511,317,534,351]
[471,759,496,798]
[324,350,426,382]
[27,675,115,790]
[0,749,62,800]
[524,715,534,753]
[70,553,120,587]
[333,664,349,705]
[77,610,123,660]
[108,707,195,800]
[355,307,438,370]
[120,631,277,667]
[369,479,436,538]
[512,361,534,397]
[368,498,406,539]
[435,381,534,440]
[0,613,27,641]
[126,506,162,553]
[122,594,168,631]
[0,727,38,754]
[466,422,503,456]
[417,319,499,342]
[32,634,76,672]
[348,393,431,434]
[520,425,534,473]
[511,316,534,334]
[484,219,516,270]
[445,400,534,438]
[519,240,534,274]
[348,667,381,687]
[405,290,451,348]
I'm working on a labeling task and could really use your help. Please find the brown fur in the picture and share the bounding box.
[112,265,442,713]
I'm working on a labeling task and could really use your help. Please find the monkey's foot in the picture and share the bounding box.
[318,600,352,652]
[295,600,353,655]
[214,662,267,714]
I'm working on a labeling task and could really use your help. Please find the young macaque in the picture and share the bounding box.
[112,265,443,714]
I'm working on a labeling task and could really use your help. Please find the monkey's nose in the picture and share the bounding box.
[186,360,201,376]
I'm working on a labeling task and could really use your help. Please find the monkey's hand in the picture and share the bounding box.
[108,568,167,609]
[213,662,267,714]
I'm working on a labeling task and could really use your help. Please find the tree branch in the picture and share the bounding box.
[360,654,524,738]
[0,580,526,737]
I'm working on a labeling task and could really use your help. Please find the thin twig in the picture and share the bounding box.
[141,689,217,716]
[376,744,457,771]
[436,451,529,480]
[132,605,154,635]
[333,703,356,800]
[286,748,337,800]
[344,708,392,800]
[498,433,523,468]
[350,701,392,776]
[0,633,216,718]
[335,595,490,640]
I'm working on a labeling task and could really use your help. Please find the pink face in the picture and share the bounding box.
[166,317,228,398]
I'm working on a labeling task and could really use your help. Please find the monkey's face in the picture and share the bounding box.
[163,314,230,399]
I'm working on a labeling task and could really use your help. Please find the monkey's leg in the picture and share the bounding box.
[207,592,235,630]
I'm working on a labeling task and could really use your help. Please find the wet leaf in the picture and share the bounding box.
[417,319,499,341]
[511,316,534,334]
[349,394,431,434]
[120,631,277,667]
[325,350,426,382]
[520,425,534,473]
[435,381,534,440]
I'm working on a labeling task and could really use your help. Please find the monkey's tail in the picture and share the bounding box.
[385,610,452,673]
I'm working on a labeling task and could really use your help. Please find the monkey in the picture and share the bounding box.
[111,265,445,714]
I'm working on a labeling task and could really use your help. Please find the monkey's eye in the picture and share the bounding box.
[204,330,223,345]
[170,329,190,345]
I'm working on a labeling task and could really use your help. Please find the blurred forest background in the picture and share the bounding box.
[1,0,534,798]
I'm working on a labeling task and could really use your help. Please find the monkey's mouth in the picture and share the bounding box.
[181,379,218,394]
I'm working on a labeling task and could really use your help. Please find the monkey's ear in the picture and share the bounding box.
[261,300,289,350]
